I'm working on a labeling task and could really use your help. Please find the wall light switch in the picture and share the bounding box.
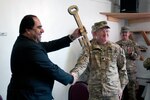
[0,32,7,36]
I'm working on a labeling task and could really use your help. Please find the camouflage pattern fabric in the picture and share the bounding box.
[143,58,150,70]
[88,95,119,100]
[70,40,128,100]
[116,39,140,100]
[91,21,110,33]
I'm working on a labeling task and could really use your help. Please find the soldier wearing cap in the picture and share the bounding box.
[116,26,141,100]
[70,21,128,100]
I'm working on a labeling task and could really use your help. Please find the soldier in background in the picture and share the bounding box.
[70,21,128,100]
[116,26,141,100]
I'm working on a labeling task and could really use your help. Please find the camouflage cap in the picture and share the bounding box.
[121,26,130,33]
[143,58,150,70]
[91,21,110,33]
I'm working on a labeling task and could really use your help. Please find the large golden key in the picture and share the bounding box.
[68,5,91,48]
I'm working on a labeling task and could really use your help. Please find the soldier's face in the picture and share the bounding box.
[121,32,130,40]
[95,28,109,44]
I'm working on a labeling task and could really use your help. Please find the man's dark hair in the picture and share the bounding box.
[19,15,37,35]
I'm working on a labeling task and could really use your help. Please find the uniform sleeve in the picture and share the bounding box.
[129,42,141,60]
[78,64,90,83]
[117,47,129,90]
[70,47,90,78]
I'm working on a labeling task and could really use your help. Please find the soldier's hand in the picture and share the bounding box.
[70,72,78,85]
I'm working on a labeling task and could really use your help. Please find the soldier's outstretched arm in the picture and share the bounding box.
[70,47,90,79]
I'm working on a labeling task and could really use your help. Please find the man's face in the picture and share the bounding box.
[94,28,109,44]
[121,31,130,40]
[28,17,44,43]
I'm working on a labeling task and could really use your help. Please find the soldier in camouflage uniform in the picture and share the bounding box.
[116,26,141,100]
[70,21,128,100]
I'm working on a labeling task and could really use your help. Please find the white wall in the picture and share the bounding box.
[139,0,150,12]
[0,0,122,100]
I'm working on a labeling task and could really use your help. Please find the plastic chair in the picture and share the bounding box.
[68,81,89,100]
[0,95,2,100]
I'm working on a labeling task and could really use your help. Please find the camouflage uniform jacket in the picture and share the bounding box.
[116,39,140,74]
[70,40,128,97]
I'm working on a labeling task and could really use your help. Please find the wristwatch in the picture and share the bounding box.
[69,34,76,41]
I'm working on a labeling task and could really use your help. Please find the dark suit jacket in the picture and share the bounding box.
[7,35,74,100]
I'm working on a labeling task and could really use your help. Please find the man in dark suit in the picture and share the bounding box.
[7,15,81,100]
